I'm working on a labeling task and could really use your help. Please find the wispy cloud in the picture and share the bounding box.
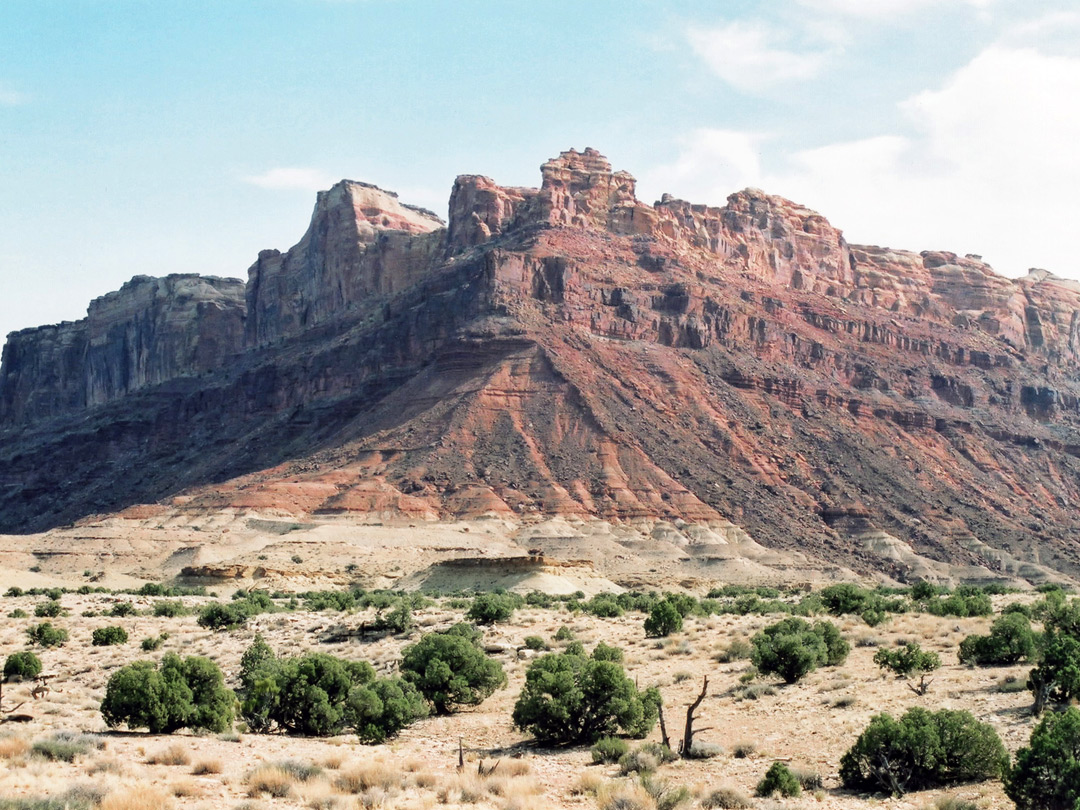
[243,167,337,191]
[794,0,994,19]
[646,41,1080,277]
[686,20,833,92]
[0,83,29,106]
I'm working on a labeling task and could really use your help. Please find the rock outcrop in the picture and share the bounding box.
[3,148,1080,583]
[0,274,245,423]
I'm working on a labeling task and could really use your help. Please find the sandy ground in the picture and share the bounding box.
[0,586,1041,810]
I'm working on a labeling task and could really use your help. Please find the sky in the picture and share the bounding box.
[2,0,1080,341]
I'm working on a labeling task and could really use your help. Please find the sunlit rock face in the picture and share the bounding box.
[3,148,1080,584]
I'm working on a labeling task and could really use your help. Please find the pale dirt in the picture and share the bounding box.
[0,585,1038,810]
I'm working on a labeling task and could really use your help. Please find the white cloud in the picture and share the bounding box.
[0,83,28,106]
[794,0,993,18]
[686,21,832,92]
[645,44,1080,278]
[243,167,337,191]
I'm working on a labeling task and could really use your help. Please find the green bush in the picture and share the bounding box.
[591,736,630,764]
[554,625,574,642]
[820,584,874,616]
[512,650,660,744]
[31,732,102,762]
[959,613,1038,666]
[644,600,683,638]
[1027,631,1080,714]
[101,653,234,733]
[108,602,137,617]
[839,707,1008,796]
[1005,706,1080,810]
[152,600,188,618]
[141,634,167,652]
[584,593,624,618]
[344,676,428,744]
[236,637,421,741]
[370,601,413,635]
[197,601,250,630]
[523,636,548,651]
[874,642,941,678]
[7,609,28,619]
[3,651,42,682]
[34,600,63,618]
[91,626,128,646]
[619,742,677,774]
[924,588,993,618]
[750,617,849,683]
[26,622,68,647]
[755,761,801,798]
[400,625,506,714]
[591,642,624,662]
[466,593,517,625]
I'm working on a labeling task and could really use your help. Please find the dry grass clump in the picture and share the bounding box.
[597,778,657,810]
[701,786,753,809]
[731,741,756,759]
[0,735,30,760]
[336,758,403,793]
[247,765,298,799]
[191,757,223,775]
[170,777,205,798]
[571,772,606,796]
[322,752,346,770]
[146,743,190,766]
[100,785,175,810]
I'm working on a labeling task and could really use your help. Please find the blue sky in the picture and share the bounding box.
[2,0,1079,340]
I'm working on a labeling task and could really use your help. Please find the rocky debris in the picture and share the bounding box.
[3,148,1080,582]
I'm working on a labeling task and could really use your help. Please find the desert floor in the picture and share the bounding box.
[0,588,1041,810]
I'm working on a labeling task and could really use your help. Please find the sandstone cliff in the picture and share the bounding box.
[3,148,1080,583]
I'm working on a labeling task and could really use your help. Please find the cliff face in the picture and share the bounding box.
[0,275,245,424]
[3,148,1080,583]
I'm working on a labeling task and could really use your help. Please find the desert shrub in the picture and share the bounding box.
[820,583,874,616]
[152,600,188,618]
[108,602,136,617]
[92,626,129,646]
[523,635,548,651]
[1027,631,1080,714]
[554,625,574,642]
[31,732,102,763]
[641,775,692,810]
[924,587,993,618]
[591,642,624,663]
[345,676,428,743]
[750,617,849,683]
[400,625,505,713]
[591,736,629,764]
[714,638,753,663]
[26,622,68,647]
[370,600,413,634]
[525,590,556,608]
[197,602,248,630]
[619,742,677,774]
[874,641,941,678]
[910,580,939,601]
[7,609,28,619]
[755,761,801,798]
[702,786,752,809]
[685,741,723,759]
[246,651,373,736]
[1041,594,1080,638]
[513,651,660,744]
[839,707,1008,795]
[584,593,624,618]
[959,613,1038,666]
[141,634,167,651]
[1005,706,1080,810]
[465,592,518,625]
[33,600,63,618]
[4,651,42,682]
[644,599,683,637]
[100,653,233,733]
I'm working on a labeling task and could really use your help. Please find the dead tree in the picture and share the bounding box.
[906,674,933,697]
[679,676,709,757]
[658,703,671,751]
[0,677,28,724]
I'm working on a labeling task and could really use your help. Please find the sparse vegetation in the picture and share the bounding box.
[839,707,1008,795]
[750,617,849,683]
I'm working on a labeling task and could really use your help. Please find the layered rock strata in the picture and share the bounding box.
[3,148,1080,582]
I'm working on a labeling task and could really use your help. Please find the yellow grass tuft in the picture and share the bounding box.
[100,785,175,810]
[247,765,298,798]
[191,758,223,775]
[336,759,403,793]
[0,736,30,760]
[146,743,190,766]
